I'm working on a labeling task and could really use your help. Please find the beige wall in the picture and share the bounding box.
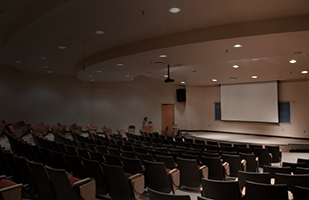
[1,66,308,138]
[186,80,309,139]
[0,66,186,133]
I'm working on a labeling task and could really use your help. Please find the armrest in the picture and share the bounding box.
[255,157,259,169]
[0,183,23,192]
[199,165,209,179]
[168,168,178,174]
[78,179,96,200]
[241,159,247,171]
[222,162,230,177]
[128,173,145,197]
[72,177,91,186]
[128,173,142,180]
[0,175,6,179]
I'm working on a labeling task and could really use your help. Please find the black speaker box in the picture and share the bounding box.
[176,89,186,102]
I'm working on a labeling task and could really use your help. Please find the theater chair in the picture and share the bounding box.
[245,181,288,200]
[102,162,145,199]
[143,160,180,194]
[46,166,96,200]
[51,122,66,134]
[0,176,23,200]
[9,121,31,138]
[31,122,49,136]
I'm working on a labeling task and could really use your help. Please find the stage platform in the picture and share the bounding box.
[186,131,309,152]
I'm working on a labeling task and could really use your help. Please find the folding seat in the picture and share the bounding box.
[46,166,96,200]
[239,153,259,172]
[39,147,56,167]
[293,185,309,200]
[282,162,307,173]
[191,143,205,151]
[82,158,108,196]
[295,167,309,174]
[143,160,179,194]
[135,152,154,165]
[3,151,22,183]
[107,146,121,156]
[64,154,87,179]
[88,150,105,163]
[263,165,291,178]
[179,153,200,166]
[95,145,108,154]
[120,149,136,159]
[76,147,90,159]
[237,171,271,192]
[202,151,220,158]
[245,180,288,200]
[27,160,55,200]
[0,175,23,200]
[103,153,122,166]
[200,156,228,180]
[0,149,12,176]
[252,148,271,167]
[265,145,281,163]
[148,188,191,200]
[102,162,145,199]
[155,154,176,170]
[275,173,309,195]
[49,150,70,171]
[121,156,144,175]
[194,139,205,145]
[85,143,96,152]
[56,142,68,154]
[249,144,263,149]
[176,157,208,189]
[13,156,36,197]
[65,145,78,155]
[297,158,309,168]
[221,154,246,178]
[201,179,241,200]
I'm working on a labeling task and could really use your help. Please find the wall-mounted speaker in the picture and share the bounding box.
[176,89,186,102]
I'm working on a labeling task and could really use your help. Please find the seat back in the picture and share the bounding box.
[45,166,79,200]
[176,157,201,188]
[237,171,270,191]
[155,155,176,170]
[253,148,270,166]
[143,159,173,193]
[239,153,258,172]
[263,165,291,178]
[64,154,87,179]
[245,181,288,200]
[275,173,309,194]
[82,158,108,195]
[200,156,225,180]
[201,178,241,200]
[27,161,55,200]
[221,154,242,177]
[121,156,144,175]
[101,162,132,200]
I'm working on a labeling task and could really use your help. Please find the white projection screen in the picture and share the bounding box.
[220,81,279,123]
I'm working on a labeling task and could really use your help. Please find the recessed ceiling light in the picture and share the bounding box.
[169,8,181,13]
[48,70,53,73]
[289,60,297,63]
[91,79,95,81]
[117,63,124,66]
[301,70,308,74]
[43,66,49,68]
[212,79,217,82]
[164,75,168,77]
[233,44,242,48]
[95,31,104,34]
[58,46,66,49]
[96,70,102,73]
[39,56,47,59]
[125,75,130,78]
[252,75,258,79]
[15,61,22,64]
[233,65,239,68]
[181,81,185,84]
[88,75,93,77]
[159,54,167,58]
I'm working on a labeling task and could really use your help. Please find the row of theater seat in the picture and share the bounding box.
[3,125,309,200]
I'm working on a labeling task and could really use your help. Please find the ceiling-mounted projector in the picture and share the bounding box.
[164,64,174,83]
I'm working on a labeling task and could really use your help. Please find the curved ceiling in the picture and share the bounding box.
[1,0,309,86]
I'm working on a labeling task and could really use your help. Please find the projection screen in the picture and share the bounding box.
[220,81,279,123]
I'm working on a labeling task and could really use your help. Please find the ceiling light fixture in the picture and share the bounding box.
[169,8,181,13]
[95,30,104,34]
[58,46,66,49]
[159,54,167,58]
[181,81,185,84]
[301,70,308,74]
[48,70,53,73]
[43,66,49,68]
[252,75,258,79]
[289,60,297,63]
[233,65,239,68]
[96,70,102,73]
[117,63,123,66]
[233,44,242,48]
[88,75,93,77]
[15,61,22,64]
[39,56,47,59]
[125,75,130,78]
[164,75,168,77]
[91,79,95,81]
[212,79,217,82]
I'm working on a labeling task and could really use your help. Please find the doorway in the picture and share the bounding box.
[161,104,174,136]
